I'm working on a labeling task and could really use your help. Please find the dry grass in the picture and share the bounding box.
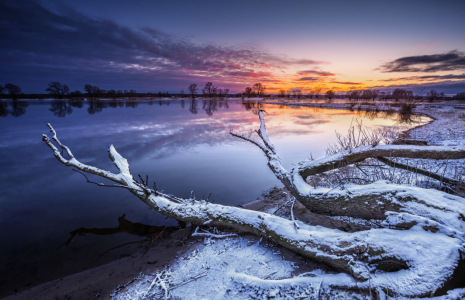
[307,119,465,197]
[325,118,398,156]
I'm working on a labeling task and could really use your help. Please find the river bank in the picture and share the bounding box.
[4,101,465,300]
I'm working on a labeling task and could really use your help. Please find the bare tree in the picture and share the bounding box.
[325,90,335,100]
[392,88,408,101]
[107,89,117,99]
[278,89,285,98]
[307,90,314,99]
[4,83,22,100]
[252,83,266,97]
[45,82,70,99]
[313,86,322,99]
[204,82,215,97]
[180,89,185,98]
[188,84,198,99]
[244,87,253,98]
[84,84,93,97]
[0,84,4,99]
[426,89,438,102]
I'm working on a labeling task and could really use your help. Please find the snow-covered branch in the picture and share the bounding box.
[43,123,465,297]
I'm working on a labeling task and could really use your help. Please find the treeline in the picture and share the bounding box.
[1,81,465,101]
[344,88,447,102]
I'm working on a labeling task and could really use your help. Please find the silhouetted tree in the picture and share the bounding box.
[313,86,322,99]
[252,83,266,97]
[426,89,438,102]
[325,90,335,100]
[91,86,102,98]
[84,84,93,97]
[180,89,185,98]
[278,89,285,98]
[69,90,82,99]
[188,83,198,98]
[392,88,408,101]
[203,82,215,97]
[117,90,124,98]
[244,87,253,98]
[4,83,22,100]
[307,90,314,99]
[45,82,70,99]
[455,92,465,100]
[107,89,117,99]
[0,85,4,99]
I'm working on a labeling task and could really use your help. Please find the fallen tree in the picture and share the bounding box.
[42,112,465,297]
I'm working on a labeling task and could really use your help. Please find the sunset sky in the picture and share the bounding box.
[1,0,465,94]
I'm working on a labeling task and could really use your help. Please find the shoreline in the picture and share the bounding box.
[3,101,465,299]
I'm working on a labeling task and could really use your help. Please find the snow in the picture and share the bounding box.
[43,102,465,299]
[112,236,370,300]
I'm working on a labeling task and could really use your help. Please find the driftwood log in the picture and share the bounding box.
[43,114,465,296]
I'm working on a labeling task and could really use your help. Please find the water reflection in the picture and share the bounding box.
[0,101,411,297]
[0,99,244,118]
[49,100,73,117]
[241,100,263,114]
[0,100,29,117]
[189,99,198,114]
[66,214,178,247]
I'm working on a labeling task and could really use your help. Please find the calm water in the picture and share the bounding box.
[0,99,399,295]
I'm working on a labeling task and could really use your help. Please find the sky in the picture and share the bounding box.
[1,0,465,94]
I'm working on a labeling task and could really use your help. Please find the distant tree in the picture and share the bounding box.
[84,84,93,97]
[439,92,445,100]
[117,90,124,98]
[426,89,438,102]
[188,84,198,98]
[69,90,82,99]
[204,82,215,97]
[244,87,253,98]
[392,88,408,101]
[45,82,70,99]
[307,90,314,99]
[278,89,286,98]
[348,90,361,101]
[252,83,266,97]
[405,90,414,101]
[313,86,322,99]
[4,83,22,100]
[325,90,335,100]
[158,91,163,98]
[455,92,465,100]
[107,89,117,99]
[180,89,185,98]
[92,86,102,98]
[0,84,4,99]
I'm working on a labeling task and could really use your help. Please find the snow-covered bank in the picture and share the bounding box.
[8,101,465,300]
[106,102,465,300]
